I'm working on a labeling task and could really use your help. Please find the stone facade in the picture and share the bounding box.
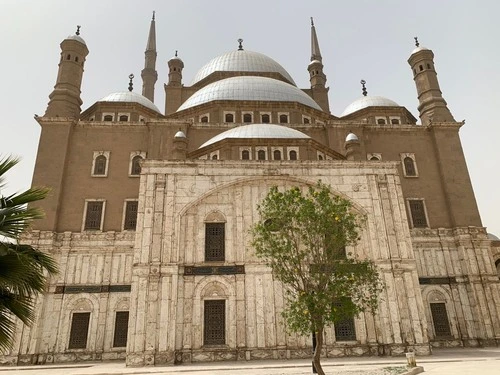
[2,17,499,366]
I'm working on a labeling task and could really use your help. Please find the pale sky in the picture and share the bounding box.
[1,0,499,235]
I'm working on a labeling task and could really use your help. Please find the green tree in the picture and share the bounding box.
[251,182,383,375]
[0,156,57,351]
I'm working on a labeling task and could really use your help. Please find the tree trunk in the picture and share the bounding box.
[312,328,325,375]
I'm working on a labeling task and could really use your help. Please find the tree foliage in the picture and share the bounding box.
[0,156,58,351]
[251,182,383,375]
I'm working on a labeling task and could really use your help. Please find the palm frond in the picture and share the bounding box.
[0,156,20,190]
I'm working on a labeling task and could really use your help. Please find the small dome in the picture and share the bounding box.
[174,130,186,138]
[178,76,322,112]
[341,96,399,117]
[308,59,322,66]
[65,34,86,45]
[199,124,310,149]
[168,55,184,67]
[191,50,295,86]
[488,233,500,241]
[411,46,430,55]
[98,91,161,113]
[345,132,359,142]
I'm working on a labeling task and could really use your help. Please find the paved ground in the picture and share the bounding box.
[0,347,498,375]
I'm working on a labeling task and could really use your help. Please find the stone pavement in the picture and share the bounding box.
[0,348,498,375]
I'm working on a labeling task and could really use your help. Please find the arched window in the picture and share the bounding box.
[303,117,311,124]
[225,113,234,123]
[404,157,416,176]
[419,65,423,71]
[93,155,107,175]
[318,154,324,161]
[289,150,297,160]
[119,115,129,122]
[257,150,266,160]
[279,114,288,123]
[273,150,281,160]
[377,118,386,125]
[103,115,113,122]
[75,56,79,62]
[212,154,218,160]
[130,155,142,175]
[200,116,209,123]
[261,114,270,123]
[67,54,71,60]
[427,63,431,69]
[243,113,252,123]
[391,118,400,125]
[241,150,250,160]
[370,156,380,161]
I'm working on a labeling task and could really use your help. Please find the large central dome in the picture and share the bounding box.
[177,76,322,112]
[191,50,296,86]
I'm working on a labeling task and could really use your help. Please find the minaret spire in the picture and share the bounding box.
[141,11,158,102]
[307,18,329,113]
[310,17,322,62]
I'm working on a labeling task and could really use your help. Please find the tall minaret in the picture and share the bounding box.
[408,37,454,125]
[308,18,330,113]
[45,26,89,118]
[141,11,158,102]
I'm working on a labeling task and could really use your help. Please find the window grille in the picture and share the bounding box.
[225,113,234,123]
[279,114,288,123]
[131,155,142,175]
[94,155,107,175]
[289,150,297,160]
[119,115,128,122]
[85,201,104,230]
[391,118,400,125]
[242,150,250,160]
[113,311,129,347]
[68,312,90,349]
[124,201,138,230]
[204,300,225,345]
[243,113,252,122]
[261,114,270,123]
[430,303,452,337]
[103,115,113,121]
[257,150,266,160]
[409,200,427,227]
[273,150,281,160]
[200,116,208,123]
[335,317,356,341]
[205,223,225,261]
[377,118,386,125]
[404,157,416,176]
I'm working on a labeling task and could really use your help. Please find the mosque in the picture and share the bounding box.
[3,14,500,366]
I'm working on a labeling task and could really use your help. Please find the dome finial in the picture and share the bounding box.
[237,38,244,51]
[414,36,419,47]
[128,74,134,92]
[76,25,81,36]
[152,10,155,21]
[311,17,314,26]
[175,50,178,57]
[360,79,367,96]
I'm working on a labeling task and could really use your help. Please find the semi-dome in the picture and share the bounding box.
[178,76,322,112]
[191,50,296,86]
[98,91,160,113]
[345,132,359,142]
[341,96,399,117]
[199,123,310,149]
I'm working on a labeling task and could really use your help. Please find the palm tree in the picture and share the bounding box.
[0,156,57,351]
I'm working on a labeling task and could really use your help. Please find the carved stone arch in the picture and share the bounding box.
[194,276,234,300]
[422,285,451,304]
[64,293,99,312]
[115,297,130,311]
[422,285,454,339]
[204,210,226,223]
[178,176,369,218]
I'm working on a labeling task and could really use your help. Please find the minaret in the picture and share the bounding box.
[408,37,454,125]
[167,50,184,87]
[141,11,158,102]
[308,18,330,113]
[44,26,89,118]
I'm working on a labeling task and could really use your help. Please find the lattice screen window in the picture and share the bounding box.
[205,223,225,261]
[408,199,428,228]
[335,317,357,341]
[204,300,225,345]
[113,311,129,347]
[84,201,104,230]
[123,201,138,230]
[430,303,452,337]
[68,312,90,349]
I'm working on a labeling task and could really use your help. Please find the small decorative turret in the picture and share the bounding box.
[44,26,89,118]
[167,50,184,87]
[344,131,361,160]
[408,37,455,125]
[307,18,330,113]
[141,11,158,102]
[172,129,188,160]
